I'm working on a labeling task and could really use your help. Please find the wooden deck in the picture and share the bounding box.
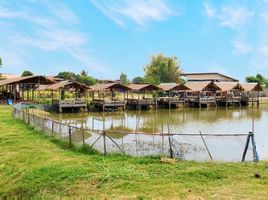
[52,99,87,113]
[216,96,242,106]
[187,96,217,107]
[157,97,185,108]
[92,99,126,111]
[127,98,157,110]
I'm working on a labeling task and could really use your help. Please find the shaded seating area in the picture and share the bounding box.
[214,82,244,107]
[240,83,263,106]
[89,83,131,112]
[157,84,191,108]
[185,81,220,107]
[127,84,161,110]
[44,80,90,113]
[0,76,54,104]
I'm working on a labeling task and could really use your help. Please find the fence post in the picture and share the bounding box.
[51,120,54,137]
[103,131,107,155]
[242,133,251,162]
[68,126,72,148]
[251,133,259,162]
[167,123,173,159]
[27,110,30,125]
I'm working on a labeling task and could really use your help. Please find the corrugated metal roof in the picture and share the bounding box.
[181,72,239,82]
[240,83,263,92]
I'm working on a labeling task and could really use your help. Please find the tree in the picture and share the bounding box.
[21,70,33,77]
[56,71,97,86]
[119,73,130,84]
[56,71,77,81]
[0,57,2,68]
[132,76,145,84]
[144,54,182,84]
[246,74,268,86]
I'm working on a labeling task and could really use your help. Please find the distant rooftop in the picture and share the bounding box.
[1,73,20,79]
[181,72,239,82]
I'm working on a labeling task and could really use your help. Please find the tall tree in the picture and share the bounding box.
[120,72,130,84]
[132,76,145,84]
[21,70,33,77]
[0,57,2,68]
[246,74,268,86]
[144,54,182,84]
[56,71,96,86]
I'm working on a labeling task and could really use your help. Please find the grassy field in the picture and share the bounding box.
[0,106,268,199]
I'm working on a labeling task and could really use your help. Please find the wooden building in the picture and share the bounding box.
[214,82,244,107]
[0,76,54,104]
[182,72,239,82]
[240,83,263,106]
[89,83,131,111]
[185,81,220,107]
[157,84,191,108]
[45,80,90,113]
[127,84,161,110]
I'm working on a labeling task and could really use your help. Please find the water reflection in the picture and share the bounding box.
[49,105,268,161]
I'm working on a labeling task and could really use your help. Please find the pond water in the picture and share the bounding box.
[48,104,268,161]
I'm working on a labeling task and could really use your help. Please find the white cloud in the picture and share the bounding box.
[0,1,105,75]
[203,2,216,18]
[219,6,254,29]
[90,0,177,27]
[231,40,253,55]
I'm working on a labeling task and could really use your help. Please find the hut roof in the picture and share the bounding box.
[158,84,191,91]
[185,81,221,91]
[128,84,161,92]
[213,82,244,91]
[181,72,239,82]
[0,75,54,86]
[90,83,131,92]
[240,83,263,92]
[45,80,90,91]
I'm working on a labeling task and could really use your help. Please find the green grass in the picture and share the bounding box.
[0,106,268,199]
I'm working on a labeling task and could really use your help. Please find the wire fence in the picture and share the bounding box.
[12,106,259,162]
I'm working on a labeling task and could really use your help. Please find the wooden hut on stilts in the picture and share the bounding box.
[127,84,161,110]
[185,81,220,108]
[240,83,263,107]
[157,84,191,108]
[89,83,131,112]
[214,82,244,107]
[0,76,54,104]
[44,80,90,113]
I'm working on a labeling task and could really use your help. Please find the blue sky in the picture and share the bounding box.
[0,0,268,81]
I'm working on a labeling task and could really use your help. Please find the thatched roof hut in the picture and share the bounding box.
[240,83,263,92]
[213,82,244,92]
[0,75,54,86]
[158,84,191,91]
[128,84,161,92]
[185,81,221,92]
[89,83,131,92]
[45,80,90,92]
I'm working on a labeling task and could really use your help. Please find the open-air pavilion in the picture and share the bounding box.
[214,82,244,107]
[0,75,54,104]
[157,84,191,108]
[44,80,90,112]
[127,84,161,110]
[89,83,131,111]
[185,81,221,107]
[240,83,263,106]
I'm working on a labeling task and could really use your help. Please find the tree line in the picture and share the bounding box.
[1,55,268,87]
